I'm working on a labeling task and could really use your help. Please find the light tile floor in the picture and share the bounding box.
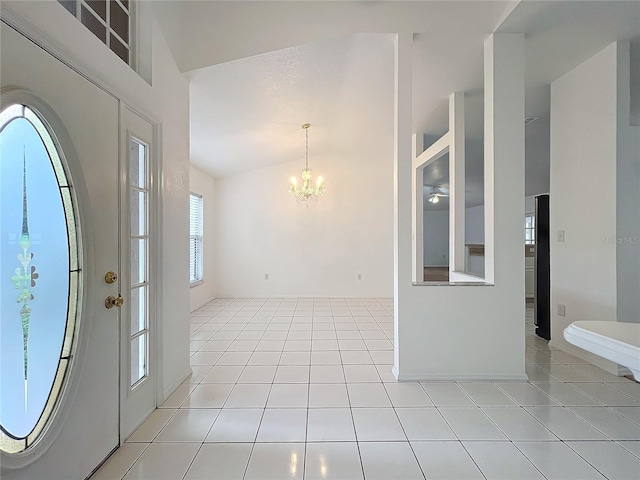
[92,298,640,480]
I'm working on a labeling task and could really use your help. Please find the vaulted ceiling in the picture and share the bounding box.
[153,1,639,201]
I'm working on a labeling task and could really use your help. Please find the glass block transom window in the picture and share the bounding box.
[0,104,81,454]
[58,0,131,65]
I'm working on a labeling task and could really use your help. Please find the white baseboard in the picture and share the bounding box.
[211,295,395,300]
[190,296,217,313]
[618,365,633,377]
[549,339,621,377]
[394,372,529,382]
[161,367,192,403]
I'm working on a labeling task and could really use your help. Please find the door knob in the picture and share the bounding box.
[105,271,118,284]
[105,295,124,309]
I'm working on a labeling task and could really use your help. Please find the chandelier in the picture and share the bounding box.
[288,123,325,205]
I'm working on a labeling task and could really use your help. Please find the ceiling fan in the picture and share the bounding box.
[423,185,449,204]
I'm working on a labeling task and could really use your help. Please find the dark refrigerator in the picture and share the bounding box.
[534,194,551,340]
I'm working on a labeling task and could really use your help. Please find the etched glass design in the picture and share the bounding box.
[0,104,81,453]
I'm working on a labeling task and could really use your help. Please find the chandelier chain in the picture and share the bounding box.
[288,122,326,206]
[305,127,309,169]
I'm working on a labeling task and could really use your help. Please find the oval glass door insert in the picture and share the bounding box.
[0,104,81,454]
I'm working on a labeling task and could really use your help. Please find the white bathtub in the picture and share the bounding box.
[564,321,640,381]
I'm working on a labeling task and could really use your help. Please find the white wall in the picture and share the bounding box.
[420,203,487,267]
[524,195,536,214]
[1,0,190,402]
[631,41,640,126]
[212,34,395,299]
[615,43,640,324]
[421,205,485,270]
[214,144,394,297]
[423,209,449,266]
[465,204,485,244]
[549,42,637,373]
[525,114,551,196]
[151,17,192,403]
[189,165,216,310]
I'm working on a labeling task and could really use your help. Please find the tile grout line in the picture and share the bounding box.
[115,442,152,480]
[561,441,615,480]
[180,442,205,480]
[300,298,310,480]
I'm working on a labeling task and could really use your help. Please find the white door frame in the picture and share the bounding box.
[119,104,162,440]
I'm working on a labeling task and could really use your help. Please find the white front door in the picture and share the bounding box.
[120,107,157,439]
[1,22,119,480]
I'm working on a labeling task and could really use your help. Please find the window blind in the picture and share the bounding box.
[190,193,203,284]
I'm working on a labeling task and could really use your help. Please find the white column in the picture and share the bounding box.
[449,92,466,273]
[393,32,413,378]
[412,133,424,283]
[484,33,525,286]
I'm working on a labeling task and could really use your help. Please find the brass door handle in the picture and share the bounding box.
[105,295,124,309]
[105,271,118,284]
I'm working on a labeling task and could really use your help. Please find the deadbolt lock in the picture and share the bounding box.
[105,295,124,309]
[105,271,118,284]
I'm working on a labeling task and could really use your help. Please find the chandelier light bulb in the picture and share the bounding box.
[288,123,326,206]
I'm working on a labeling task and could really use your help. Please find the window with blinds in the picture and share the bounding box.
[190,193,203,285]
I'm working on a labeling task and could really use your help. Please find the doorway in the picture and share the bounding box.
[1,24,119,479]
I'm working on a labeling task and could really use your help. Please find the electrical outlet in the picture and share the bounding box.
[264,273,269,280]
[357,273,362,280]
[557,303,566,317]
[557,230,566,242]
